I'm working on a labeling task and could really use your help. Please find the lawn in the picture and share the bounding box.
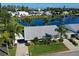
[29,43,68,56]
[9,46,16,56]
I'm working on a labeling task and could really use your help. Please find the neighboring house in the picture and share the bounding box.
[44,11,52,16]
[8,11,30,17]
[17,11,30,17]
[24,25,58,41]
[29,9,44,16]
[52,11,60,15]
[65,24,79,39]
[62,11,69,15]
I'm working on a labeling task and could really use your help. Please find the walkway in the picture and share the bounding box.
[16,43,29,56]
[63,39,76,50]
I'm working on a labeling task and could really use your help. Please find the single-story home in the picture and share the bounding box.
[17,11,30,17]
[65,24,79,39]
[62,11,69,15]
[8,11,30,17]
[24,25,58,42]
[15,24,79,43]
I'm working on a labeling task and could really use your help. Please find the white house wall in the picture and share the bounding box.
[24,25,58,40]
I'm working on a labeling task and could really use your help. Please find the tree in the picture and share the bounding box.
[55,25,68,42]
[23,17,31,24]
[0,9,23,55]
[1,31,10,55]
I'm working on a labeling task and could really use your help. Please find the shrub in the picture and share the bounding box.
[68,39,78,46]
[25,42,30,46]
[32,37,39,45]
[76,37,79,40]
[58,39,63,42]
[52,40,57,43]
[8,44,13,49]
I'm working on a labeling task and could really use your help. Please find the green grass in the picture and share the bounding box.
[9,46,16,56]
[29,43,68,56]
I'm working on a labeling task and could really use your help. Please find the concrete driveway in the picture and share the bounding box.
[16,43,29,56]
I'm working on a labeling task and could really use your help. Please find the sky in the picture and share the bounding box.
[1,3,79,9]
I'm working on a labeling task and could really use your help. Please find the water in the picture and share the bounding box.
[31,19,45,26]
[16,16,79,26]
[16,20,30,26]
[48,16,79,26]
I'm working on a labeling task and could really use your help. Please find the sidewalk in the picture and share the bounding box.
[63,39,78,50]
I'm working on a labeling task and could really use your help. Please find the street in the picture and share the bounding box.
[44,50,79,56]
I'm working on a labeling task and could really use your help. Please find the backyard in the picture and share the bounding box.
[29,43,69,56]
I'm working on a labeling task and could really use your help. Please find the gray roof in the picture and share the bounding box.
[24,25,58,40]
[65,24,79,33]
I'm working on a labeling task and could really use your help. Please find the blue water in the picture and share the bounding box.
[16,20,30,26]
[16,16,79,26]
[31,19,45,26]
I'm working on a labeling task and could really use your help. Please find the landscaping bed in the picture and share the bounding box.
[29,43,68,56]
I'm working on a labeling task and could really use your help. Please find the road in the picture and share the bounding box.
[44,50,79,56]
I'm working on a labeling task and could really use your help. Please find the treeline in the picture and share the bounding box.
[45,7,79,14]
[1,4,79,15]
[1,5,29,12]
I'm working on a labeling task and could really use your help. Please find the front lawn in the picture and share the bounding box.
[9,46,16,56]
[29,43,68,56]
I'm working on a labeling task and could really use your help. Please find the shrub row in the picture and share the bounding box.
[76,37,79,40]
[68,39,78,46]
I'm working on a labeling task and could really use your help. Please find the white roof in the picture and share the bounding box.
[24,25,58,40]
[65,24,79,31]
[63,11,69,15]
[17,11,30,16]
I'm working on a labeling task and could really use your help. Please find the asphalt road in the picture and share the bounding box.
[45,50,79,56]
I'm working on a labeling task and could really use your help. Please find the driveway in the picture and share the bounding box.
[16,42,29,56]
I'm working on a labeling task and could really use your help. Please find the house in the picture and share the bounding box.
[17,11,30,17]
[29,9,44,16]
[62,11,69,15]
[65,24,79,39]
[24,25,58,42]
[44,11,52,16]
[8,11,30,17]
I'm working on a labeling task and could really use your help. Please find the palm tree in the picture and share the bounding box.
[1,31,10,55]
[0,9,23,55]
[55,25,68,42]
[7,21,23,46]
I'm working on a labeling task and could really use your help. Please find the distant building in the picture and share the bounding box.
[44,11,52,16]
[65,24,79,39]
[8,11,30,17]
[62,11,69,15]
[29,9,44,16]
[17,11,30,17]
